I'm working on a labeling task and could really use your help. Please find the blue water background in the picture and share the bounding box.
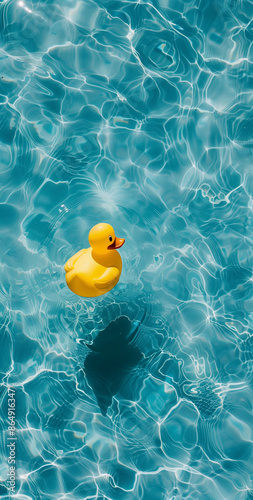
[1,0,253,498]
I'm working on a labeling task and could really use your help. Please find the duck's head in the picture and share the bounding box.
[89,223,125,254]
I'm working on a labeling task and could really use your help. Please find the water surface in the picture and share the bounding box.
[0,0,253,498]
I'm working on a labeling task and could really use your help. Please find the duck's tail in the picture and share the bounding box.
[65,269,78,289]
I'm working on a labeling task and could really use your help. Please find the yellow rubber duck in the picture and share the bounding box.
[64,223,125,297]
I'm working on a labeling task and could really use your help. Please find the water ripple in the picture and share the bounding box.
[1,0,253,498]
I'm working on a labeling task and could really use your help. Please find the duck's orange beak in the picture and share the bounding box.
[108,237,125,249]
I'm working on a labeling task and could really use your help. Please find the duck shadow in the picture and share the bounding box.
[84,316,143,416]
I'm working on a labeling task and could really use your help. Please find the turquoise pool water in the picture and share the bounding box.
[1,0,253,498]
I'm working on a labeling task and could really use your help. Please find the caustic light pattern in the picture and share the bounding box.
[0,0,253,499]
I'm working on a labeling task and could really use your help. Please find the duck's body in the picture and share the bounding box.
[65,223,125,298]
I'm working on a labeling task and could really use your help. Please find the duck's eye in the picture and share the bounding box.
[109,236,113,242]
